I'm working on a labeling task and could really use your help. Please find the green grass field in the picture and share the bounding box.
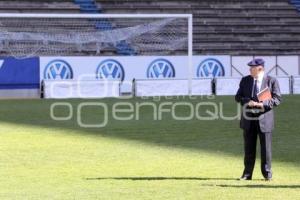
[0,95,299,200]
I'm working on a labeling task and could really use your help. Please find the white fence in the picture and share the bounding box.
[215,77,241,96]
[292,76,300,94]
[43,80,120,99]
[42,76,296,98]
[135,76,293,97]
[134,79,213,97]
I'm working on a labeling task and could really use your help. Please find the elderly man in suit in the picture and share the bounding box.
[235,58,281,181]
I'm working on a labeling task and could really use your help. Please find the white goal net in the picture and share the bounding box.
[0,14,192,58]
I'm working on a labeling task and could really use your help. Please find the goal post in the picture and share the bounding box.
[0,13,193,97]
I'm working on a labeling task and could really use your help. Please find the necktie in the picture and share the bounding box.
[253,80,258,101]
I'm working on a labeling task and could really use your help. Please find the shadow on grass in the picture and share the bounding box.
[204,184,300,189]
[86,177,245,181]
[86,177,300,188]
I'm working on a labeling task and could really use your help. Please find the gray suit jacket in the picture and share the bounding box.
[235,75,281,132]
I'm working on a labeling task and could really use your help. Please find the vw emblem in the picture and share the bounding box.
[197,58,225,77]
[147,59,175,78]
[96,59,125,81]
[44,59,73,80]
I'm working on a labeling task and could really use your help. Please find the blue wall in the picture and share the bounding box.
[0,57,40,89]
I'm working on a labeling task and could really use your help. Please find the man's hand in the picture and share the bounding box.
[248,100,264,108]
[256,102,264,108]
[248,100,256,107]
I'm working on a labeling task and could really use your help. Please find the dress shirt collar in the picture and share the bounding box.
[254,71,265,83]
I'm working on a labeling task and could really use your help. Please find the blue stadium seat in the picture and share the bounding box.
[95,19,113,30]
[73,0,135,55]
[74,0,100,13]
[290,0,300,11]
[116,40,137,55]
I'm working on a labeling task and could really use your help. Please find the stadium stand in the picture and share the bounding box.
[0,0,80,13]
[0,0,300,55]
[74,0,101,13]
[96,0,300,55]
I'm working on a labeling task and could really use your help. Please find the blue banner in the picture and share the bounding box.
[0,57,40,89]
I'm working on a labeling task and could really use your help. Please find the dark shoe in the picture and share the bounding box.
[239,175,252,180]
[263,173,272,181]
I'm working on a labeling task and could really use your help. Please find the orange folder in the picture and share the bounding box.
[257,87,272,102]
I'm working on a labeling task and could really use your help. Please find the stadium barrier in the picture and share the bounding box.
[134,78,213,97]
[277,76,291,95]
[292,76,300,94]
[214,76,291,96]
[7,76,296,99]
[43,80,120,99]
[0,55,298,99]
[0,57,40,99]
[0,89,40,99]
[134,77,292,97]
[215,77,241,96]
[134,79,189,97]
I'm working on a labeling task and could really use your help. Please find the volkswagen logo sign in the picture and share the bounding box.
[96,59,125,81]
[197,58,225,78]
[147,58,175,78]
[44,59,73,80]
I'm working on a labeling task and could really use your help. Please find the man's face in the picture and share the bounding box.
[250,65,264,78]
